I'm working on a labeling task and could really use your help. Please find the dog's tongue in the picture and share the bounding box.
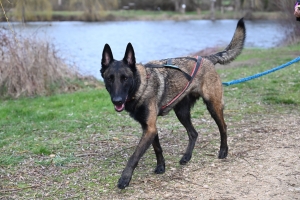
[114,103,125,112]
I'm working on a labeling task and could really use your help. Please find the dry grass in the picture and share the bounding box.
[0,27,97,98]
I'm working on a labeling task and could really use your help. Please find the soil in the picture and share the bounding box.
[1,102,299,200]
[104,113,300,200]
[1,50,299,199]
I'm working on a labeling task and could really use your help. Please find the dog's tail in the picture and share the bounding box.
[205,18,246,65]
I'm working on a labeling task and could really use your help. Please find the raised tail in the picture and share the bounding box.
[205,18,246,65]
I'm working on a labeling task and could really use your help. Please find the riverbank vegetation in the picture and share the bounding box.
[1,1,299,44]
[0,28,101,98]
[0,0,292,22]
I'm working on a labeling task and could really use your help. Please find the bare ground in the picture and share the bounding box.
[1,112,299,199]
[100,113,299,200]
[0,111,300,200]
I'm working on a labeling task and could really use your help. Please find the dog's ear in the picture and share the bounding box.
[123,43,136,66]
[102,44,114,67]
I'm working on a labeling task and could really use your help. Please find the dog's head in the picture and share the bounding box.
[100,43,137,112]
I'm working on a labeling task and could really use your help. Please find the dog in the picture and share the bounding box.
[100,18,246,189]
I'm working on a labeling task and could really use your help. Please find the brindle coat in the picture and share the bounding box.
[100,18,246,189]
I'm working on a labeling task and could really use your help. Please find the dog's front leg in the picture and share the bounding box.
[117,113,158,189]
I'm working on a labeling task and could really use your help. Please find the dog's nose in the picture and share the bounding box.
[112,96,123,105]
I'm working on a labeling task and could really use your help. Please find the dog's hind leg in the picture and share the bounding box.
[174,96,199,165]
[152,134,165,174]
[203,91,228,159]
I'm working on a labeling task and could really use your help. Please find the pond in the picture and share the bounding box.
[5,19,285,80]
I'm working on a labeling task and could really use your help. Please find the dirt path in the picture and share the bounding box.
[104,113,300,199]
[1,113,298,199]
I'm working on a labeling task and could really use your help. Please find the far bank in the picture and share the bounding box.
[2,10,285,22]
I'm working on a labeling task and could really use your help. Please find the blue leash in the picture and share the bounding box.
[222,56,300,86]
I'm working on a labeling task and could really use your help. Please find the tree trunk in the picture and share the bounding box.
[234,0,241,18]
[173,0,180,12]
[210,0,215,20]
[243,0,254,19]
[22,0,26,23]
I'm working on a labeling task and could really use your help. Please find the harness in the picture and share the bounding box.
[145,56,203,111]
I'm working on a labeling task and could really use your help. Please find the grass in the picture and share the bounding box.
[0,44,300,198]
[0,88,111,150]
[221,45,300,108]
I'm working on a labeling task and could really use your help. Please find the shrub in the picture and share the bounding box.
[0,28,98,98]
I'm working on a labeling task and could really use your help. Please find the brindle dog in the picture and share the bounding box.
[100,18,246,189]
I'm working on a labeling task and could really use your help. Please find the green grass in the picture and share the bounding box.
[0,44,300,198]
[0,89,114,162]
[221,45,300,110]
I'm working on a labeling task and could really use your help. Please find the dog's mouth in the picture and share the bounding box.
[114,96,128,112]
[114,103,125,112]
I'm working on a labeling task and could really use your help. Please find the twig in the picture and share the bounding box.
[0,0,19,45]
[241,157,251,165]
[47,182,64,198]
[0,185,40,193]
[75,152,99,157]
[233,147,261,157]
[76,145,136,158]
[224,110,239,113]
[0,195,12,200]
[205,153,216,157]
[106,145,136,157]
[246,173,258,179]
[200,142,210,149]
[63,195,81,200]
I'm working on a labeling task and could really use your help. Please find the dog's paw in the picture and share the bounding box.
[218,147,228,159]
[154,164,165,174]
[179,154,192,165]
[117,176,131,189]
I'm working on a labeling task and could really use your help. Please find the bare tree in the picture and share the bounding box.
[172,0,180,11]
[67,0,118,21]
[241,0,255,19]
[190,0,202,14]
[273,0,300,44]
[15,0,52,22]
[0,0,16,12]
[81,0,104,21]
[234,0,242,18]
[210,0,216,20]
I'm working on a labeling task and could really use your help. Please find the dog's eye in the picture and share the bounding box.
[107,75,114,83]
[121,76,128,82]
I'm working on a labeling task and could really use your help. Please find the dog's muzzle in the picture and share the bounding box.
[112,96,127,112]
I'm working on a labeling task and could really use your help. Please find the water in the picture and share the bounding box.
[4,20,285,80]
